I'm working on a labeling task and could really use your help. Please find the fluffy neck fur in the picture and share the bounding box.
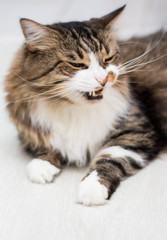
[30,87,129,166]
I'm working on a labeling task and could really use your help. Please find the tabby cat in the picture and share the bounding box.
[5,6,167,206]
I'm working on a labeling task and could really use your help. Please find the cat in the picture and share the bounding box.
[5,5,167,206]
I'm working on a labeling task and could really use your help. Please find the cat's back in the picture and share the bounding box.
[120,31,167,141]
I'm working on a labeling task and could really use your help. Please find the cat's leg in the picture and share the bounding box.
[78,106,161,206]
[27,152,67,184]
[78,146,146,205]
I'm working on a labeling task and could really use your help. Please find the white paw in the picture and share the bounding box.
[78,171,108,206]
[27,159,60,184]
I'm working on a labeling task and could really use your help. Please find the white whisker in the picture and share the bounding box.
[124,53,167,71]
[5,84,75,105]
[10,71,69,87]
[120,32,166,69]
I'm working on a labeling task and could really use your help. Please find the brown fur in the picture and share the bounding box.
[120,31,167,140]
[4,7,167,201]
[5,11,124,163]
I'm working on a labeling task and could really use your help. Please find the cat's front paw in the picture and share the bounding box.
[27,159,60,184]
[78,171,108,206]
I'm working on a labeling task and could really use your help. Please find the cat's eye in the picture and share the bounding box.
[104,55,114,63]
[68,62,88,70]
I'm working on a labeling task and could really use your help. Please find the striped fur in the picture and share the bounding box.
[5,6,167,205]
[79,102,163,204]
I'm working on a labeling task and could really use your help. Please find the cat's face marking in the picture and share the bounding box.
[18,6,126,105]
[71,52,120,101]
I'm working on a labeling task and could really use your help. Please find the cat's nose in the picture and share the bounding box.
[96,71,116,86]
[100,76,108,86]
[107,71,116,83]
[96,75,108,87]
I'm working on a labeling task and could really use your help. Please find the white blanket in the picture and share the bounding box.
[0,1,167,238]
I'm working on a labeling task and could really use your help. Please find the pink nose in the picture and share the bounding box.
[100,76,108,86]
[97,71,116,86]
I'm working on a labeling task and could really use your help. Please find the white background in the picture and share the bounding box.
[0,0,167,40]
[0,1,167,240]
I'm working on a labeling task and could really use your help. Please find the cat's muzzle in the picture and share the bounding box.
[85,88,104,100]
[83,71,115,100]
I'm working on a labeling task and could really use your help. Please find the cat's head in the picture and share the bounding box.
[20,5,126,105]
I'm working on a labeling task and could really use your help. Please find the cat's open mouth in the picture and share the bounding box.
[84,89,103,100]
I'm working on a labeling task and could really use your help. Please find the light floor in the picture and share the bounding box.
[0,38,167,240]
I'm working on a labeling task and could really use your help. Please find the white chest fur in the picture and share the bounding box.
[30,88,129,166]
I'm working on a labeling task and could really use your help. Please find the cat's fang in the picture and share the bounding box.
[88,91,95,96]
[86,90,103,100]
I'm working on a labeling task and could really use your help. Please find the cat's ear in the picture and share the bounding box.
[90,5,126,29]
[20,18,56,51]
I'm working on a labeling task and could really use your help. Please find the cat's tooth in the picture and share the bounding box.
[89,91,91,96]
[92,91,95,96]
